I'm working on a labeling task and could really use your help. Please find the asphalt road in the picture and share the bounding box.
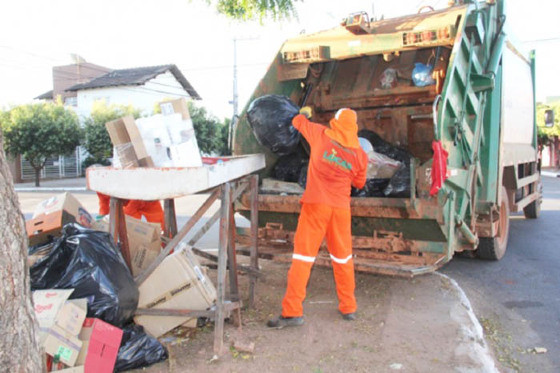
[442,176,560,372]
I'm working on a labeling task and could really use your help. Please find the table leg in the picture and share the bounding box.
[248,174,259,308]
[214,182,231,356]
[109,197,132,271]
[163,199,177,238]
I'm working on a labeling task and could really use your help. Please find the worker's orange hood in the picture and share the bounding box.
[325,108,360,149]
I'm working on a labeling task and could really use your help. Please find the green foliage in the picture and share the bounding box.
[536,102,560,136]
[220,117,232,156]
[1,102,81,167]
[187,101,230,155]
[82,101,141,162]
[536,103,560,148]
[209,0,300,21]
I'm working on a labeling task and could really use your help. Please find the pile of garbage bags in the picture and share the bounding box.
[30,224,168,371]
[247,94,413,198]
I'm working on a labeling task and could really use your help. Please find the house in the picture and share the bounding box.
[35,62,113,105]
[65,64,201,117]
[16,63,201,183]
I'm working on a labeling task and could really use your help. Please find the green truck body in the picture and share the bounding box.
[234,0,541,276]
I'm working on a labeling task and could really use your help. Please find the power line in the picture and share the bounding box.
[521,37,560,43]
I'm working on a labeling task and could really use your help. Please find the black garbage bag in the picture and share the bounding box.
[272,147,309,183]
[351,178,391,197]
[115,324,168,372]
[246,95,301,156]
[357,129,411,164]
[384,164,411,197]
[357,129,412,198]
[30,224,139,327]
[298,162,309,189]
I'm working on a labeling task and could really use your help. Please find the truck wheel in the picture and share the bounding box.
[523,182,542,219]
[477,187,510,260]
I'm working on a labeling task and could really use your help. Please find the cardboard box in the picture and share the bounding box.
[26,193,93,246]
[56,367,84,373]
[125,216,162,276]
[159,98,190,121]
[134,246,217,337]
[55,301,88,336]
[106,116,154,168]
[33,289,75,340]
[79,318,123,373]
[44,325,83,367]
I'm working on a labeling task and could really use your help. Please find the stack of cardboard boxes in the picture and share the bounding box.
[134,245,217,337]
[106,98,203,169]
[33,290,123,372]
[26,193,163,278]
[26,193,93,247]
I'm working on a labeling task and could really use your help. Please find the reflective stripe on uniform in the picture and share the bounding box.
[329,253,353,264]
[292,253,316,263]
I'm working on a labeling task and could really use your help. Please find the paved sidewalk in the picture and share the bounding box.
[542,169,560,178]
[14,177,88,191]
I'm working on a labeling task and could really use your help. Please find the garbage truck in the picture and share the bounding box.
[233,0,541,276]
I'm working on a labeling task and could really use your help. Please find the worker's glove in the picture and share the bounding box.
[299,106,313,119]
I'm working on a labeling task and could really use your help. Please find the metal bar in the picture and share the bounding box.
[249,174,259,308]
[109,197,119,244]
[516,173,539,189]
[163,199,178,238]
[135,301,241,318]
[191,247,263,277]
[513,192,538,211]
[187,181,248,246]
[456,216,479,246]
[214,183,231,356]
[135,188,221,285]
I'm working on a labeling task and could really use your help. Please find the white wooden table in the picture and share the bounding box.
[86,154,264,355]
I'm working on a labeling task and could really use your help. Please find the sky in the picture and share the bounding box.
[1,0,559,120]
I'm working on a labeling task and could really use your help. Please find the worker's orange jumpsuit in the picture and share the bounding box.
[96,192,165,230]
[281,114,367,317]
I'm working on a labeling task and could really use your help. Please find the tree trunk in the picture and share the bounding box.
[0,131,44,372]
[34,166,41,187]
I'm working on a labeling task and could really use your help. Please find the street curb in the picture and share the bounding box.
[434,272,499,373]
[541,171,560,178]
[15,187,88,192]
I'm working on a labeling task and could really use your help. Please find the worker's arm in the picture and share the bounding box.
[292,114,323,144]
[351,152,368,189]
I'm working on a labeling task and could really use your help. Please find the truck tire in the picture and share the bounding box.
[523,181,542,219]
[477,187,510,260]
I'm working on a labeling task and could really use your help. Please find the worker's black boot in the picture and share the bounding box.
[266,316,304,329]
[341,312,356,321]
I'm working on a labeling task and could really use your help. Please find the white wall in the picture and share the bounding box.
[76,71,190,118]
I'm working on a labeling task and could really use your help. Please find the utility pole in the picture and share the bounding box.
[228,38,239,154]
[229,36,258,154]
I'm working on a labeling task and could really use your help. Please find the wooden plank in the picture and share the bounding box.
[214,183,231,356]
[163,199,178,238]
[86,154,265,200]
[135,188,221,285]
[109,198,132,270]
[227,203,240,302]
[249,174,259,308]
[187,181,247,246]
[191,247,263,277]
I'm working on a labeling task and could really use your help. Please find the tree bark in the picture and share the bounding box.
[0,131,44,372]
[34,166,41,187]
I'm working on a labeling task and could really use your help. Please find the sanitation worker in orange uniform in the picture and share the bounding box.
[96,192,165,230]
[267,107,368,328]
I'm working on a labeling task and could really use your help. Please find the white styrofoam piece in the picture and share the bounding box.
[86,154,265,200]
